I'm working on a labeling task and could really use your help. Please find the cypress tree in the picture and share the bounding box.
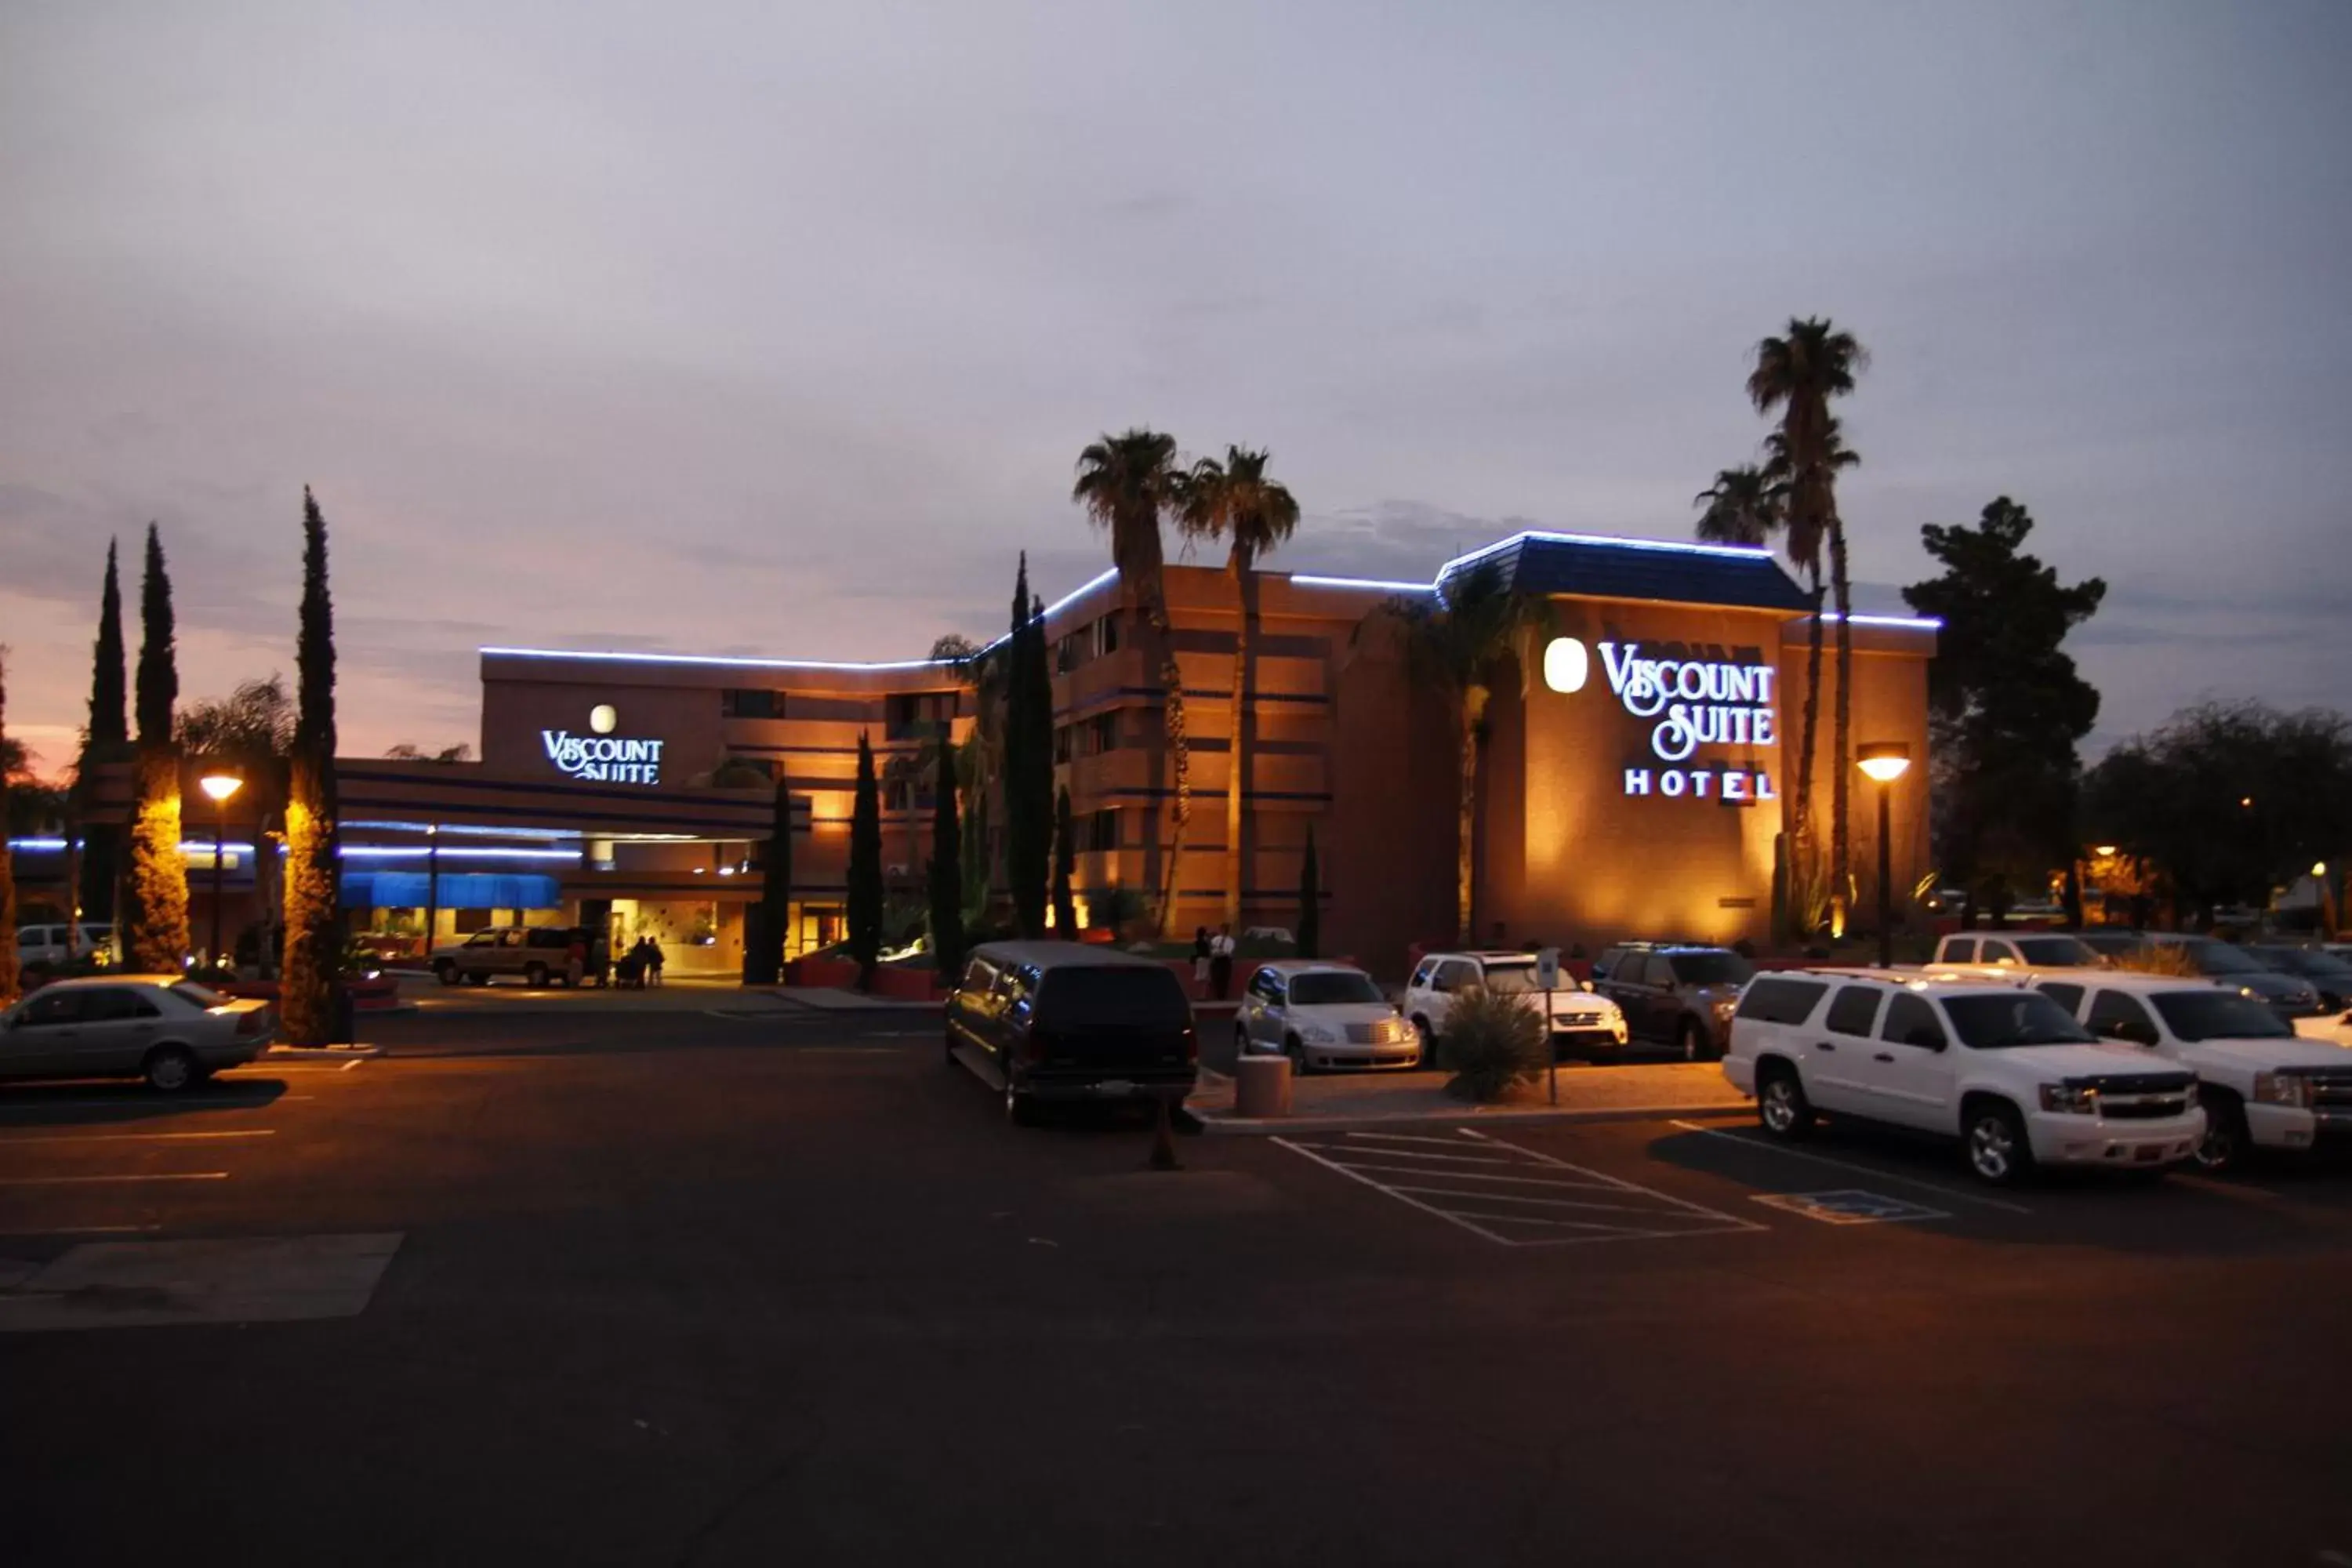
[847,731,884,987]
[1052,785,1079,940]
[1004,556,1052,937]
[748,775,792,985]
[124,524,191,971]
[0,652,19,1004]
[1297,824,1320,960]
[928,734,964,981]
[76,539,129,922]
[281,488,342,1044]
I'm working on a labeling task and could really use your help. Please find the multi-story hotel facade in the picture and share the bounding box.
[34,529,1937,977]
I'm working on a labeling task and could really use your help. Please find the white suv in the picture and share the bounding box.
[1929,932,2106,969]
[2029,971,2352,1173]
[1403,952,1628,1062]
[1722,969,2205,1185]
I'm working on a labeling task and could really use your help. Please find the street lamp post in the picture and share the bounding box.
[198,771,244,970]
[1857,742,1911,969]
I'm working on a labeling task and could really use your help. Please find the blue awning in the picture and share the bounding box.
[341,872,562,911]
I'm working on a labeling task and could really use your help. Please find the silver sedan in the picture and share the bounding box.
[0,976,274,1091]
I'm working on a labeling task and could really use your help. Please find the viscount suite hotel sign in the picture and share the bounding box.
[543,703,665,786]
[1544,637,1777,803]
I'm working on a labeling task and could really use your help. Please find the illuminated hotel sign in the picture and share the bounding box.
[542,704,665,786]
[1546,637,1778,803]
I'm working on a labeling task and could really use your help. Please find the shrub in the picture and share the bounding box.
[2111,942,2200,978]
[1442,985,1550,1103]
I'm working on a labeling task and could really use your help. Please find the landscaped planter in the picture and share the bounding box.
[871,966,946,1001]
[785,956,862,990]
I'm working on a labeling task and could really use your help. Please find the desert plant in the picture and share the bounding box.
[2111,942,2201,978]
[1441,985,1549,1103]
[1083,882,1144,942]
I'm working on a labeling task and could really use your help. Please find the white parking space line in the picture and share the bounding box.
[1668,1120,2034,1214]
[1278,1129,1765,1247]
[0,1130,275,1146]
[1343,1131,1510,1149]
[0,1225,163,1237]
[0,1172,229,1186]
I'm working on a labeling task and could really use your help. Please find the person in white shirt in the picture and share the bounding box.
[1208,924,1237,1000]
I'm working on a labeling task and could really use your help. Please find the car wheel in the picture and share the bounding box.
[524,963,549,989]
[1964,1101,2034,1186]
[1003,1074,1036,1127]
[1676,1017,1706,1062]
[434,961,459,987]
[143,1045,198,1094]
[1410,1016,1436,1071]
[1284,1035,1308,1076]
[1757,1067,1814,1139]
[2194,1094,2248,1176]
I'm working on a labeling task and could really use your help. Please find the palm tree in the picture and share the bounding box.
[1693,465,1781,548]
[1177,445,1301,930]
[1073,429,1189,931]
[1393,561,1549,942]
[1748,316,1867,934]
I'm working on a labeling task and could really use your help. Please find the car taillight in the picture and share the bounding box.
[1183,1025,1198,1062]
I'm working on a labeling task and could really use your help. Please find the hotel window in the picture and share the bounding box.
[1055,633,1082,674]
[1085,808,1119,852]
[1094,612,1121,655]
[886,691,960,740]
[721,688,786,720]
[1088,713,1118,754]
[1053,725,1073,764]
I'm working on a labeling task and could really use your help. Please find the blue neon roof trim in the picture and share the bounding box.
[339,846,582,862]
[1436,528,1774,583]
[1435,531,1811,613]
[1289,575,1437,594]
[342,820,583,840]
[1800,612,1944,630]
[481,647,956,673]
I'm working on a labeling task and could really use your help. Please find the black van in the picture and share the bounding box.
[945,941,1198,1123]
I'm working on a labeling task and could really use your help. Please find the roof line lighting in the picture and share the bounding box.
[1435,528,1778,584]
[481,647,958,673]
[1288,575,1438,594]
[340,820,583,840]
[1799,612,1945,630]
[339,846,582,862]
[976,567,1124,656]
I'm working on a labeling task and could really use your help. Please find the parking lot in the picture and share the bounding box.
[4,1009,2351,1566]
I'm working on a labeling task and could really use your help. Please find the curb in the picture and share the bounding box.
[1188,1101,1755,1136]
[265,1044,387,1059]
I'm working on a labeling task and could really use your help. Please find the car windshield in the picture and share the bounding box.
[1940,993,2098,1049]
[2176,940,2264,976]
[1480,963,1542,994]
[170,982,227,1008]
[1290,972,1385,1006]
[1668,953,1754,985]
[2150,990,2292,1041]
[2013,936,2099,966]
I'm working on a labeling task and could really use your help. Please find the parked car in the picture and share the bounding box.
[945,941,1197,1124]
[429,926,579,987]
[0,975,273,1091]
[2076,931,2325,1021]
[14,924,116,968]
[2027,971,2352,1172]
[2242,946,2352,1012]
[1930,932,2107,969]
[1722,969,2205,1185]
[1592,943,1754,1060]
[1237,961,1417,1073]
[1403,951,1628,1061]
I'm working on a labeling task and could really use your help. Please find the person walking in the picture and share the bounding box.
[645,935,666,988]
[564,929,586,990]
[1192,926,1211,990]
[1209,924,1236,1001]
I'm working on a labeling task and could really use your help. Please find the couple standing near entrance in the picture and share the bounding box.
[1192,924,1236,1000]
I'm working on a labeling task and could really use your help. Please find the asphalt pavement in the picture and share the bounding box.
[2,999,2350,1566]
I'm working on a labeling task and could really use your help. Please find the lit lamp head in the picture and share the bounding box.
[2094,844,2118,858]
[1856,741,1911,785]
[198,772,243,805]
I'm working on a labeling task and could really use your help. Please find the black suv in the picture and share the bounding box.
[1592,943,1756,1060]
[945,941,1198,1124]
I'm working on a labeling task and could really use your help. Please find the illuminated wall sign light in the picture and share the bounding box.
[543,708,665,785]
[1548,636,1780,803]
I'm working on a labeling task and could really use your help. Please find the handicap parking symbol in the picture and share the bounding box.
[1749,1189,1951,1226]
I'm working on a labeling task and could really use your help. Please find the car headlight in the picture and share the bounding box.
[1713,999,1737,1017]
[2253,1072,2311,1108]
[2039,1083,2098,1115]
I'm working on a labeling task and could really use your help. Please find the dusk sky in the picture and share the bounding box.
[3,2,2345,777]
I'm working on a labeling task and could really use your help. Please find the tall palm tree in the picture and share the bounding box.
[1394,561,1549,942]
[1073,429,1189,931]
[1748,317,1867,935]
[1177,445,1301,929]
[1693,465,1782,548]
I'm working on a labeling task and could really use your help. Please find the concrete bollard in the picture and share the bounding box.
[1233,1054,1294,1119]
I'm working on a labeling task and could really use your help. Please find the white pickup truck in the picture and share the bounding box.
[2028,971,2352,1172]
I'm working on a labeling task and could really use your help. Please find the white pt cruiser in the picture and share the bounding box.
[1722,970,2206,1185]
